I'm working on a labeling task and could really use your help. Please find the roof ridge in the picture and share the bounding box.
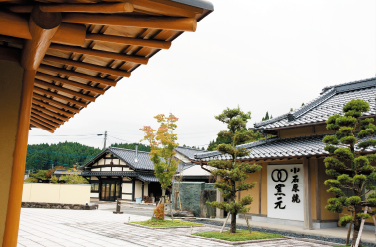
[176,146,207,152]
[254,88,336,128]
[322,77,376,94]
[109,146,150,154]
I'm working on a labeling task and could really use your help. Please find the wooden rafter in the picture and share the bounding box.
[31,109,64,125]
[32,99,75,118]
[85,33,171,50]
[34,78,97,102]
[38,64,118,87]
[43,55,130,78]
[31,113,61,128]
[31,104,69,121]
[41,3,134,13]
[49,44,149,65]
[36,72,105,95]
[33,86,87,108]
[32,93,81,113]
[62,14,197,32]
[30,119,55,133]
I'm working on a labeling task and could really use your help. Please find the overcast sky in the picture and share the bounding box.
[28,0,376,150]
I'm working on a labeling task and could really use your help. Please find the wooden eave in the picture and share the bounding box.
[0,0,213,133]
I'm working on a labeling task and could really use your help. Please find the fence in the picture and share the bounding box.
[22,183,90,204]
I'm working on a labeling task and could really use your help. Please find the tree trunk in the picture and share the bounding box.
[352,205,362,246]
[230,212,237,233]
[161,188,166,203]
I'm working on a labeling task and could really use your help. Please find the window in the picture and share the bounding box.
[91,183,99,192]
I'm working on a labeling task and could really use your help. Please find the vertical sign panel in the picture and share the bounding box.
[267,164,304,221]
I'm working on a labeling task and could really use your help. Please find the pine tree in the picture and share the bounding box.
[323,99,376,245]
[302,103,305,106]
[207,107,262,233]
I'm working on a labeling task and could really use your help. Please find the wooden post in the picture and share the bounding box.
[346,213,352,246]
[258,164,262,215]
[2,70,35,247]
[355,206,368,247]
[141,182,144,202]
[303,158,313,229]
[314,158,321,221]
[178,192,182,211]
[131,179,135,202]
[174,191,178,210]
[113,198,123,214]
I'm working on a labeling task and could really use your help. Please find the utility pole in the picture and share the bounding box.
[103,131,107,149]
[97,131,107,150]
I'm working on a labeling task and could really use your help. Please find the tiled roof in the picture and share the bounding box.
[83,147,155,171]
[81,171,158,183]
[194,134,376,161]
[253,77,376,130]
[175,146,208,160]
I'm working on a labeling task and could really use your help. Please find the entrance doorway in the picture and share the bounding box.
[100,181,121,201]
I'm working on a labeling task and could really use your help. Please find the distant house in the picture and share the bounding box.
[53,169,76,178]
[174,146,214,182]
[81,147,160,202]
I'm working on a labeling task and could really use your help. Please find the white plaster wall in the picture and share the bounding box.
[122,194,132,200]
[91,168,100,171]
[123,167,131,171]
[112,167,122,171]
[120,160,128,166]
[90,192,99,198]
[122,183,132,193]
[101,167,111,171]
[135,181,142,198]
[98,159,104,165]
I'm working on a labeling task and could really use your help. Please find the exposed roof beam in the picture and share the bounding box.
[34,78,96,102]
[85,33,171,50]
[20,6,61,70]
[31,104,69,121]
[36,72,105,95]
[62,13,197,32]
[31,113,61,128]
[40,2,134,13]
[32,99,75,118]
[32,93,81,113]
[38,64,118,87]
[43,55,130,78]
[0,10,32,39]
[49,43,149,65]
[30,119,54,133]
[31,109,64,125]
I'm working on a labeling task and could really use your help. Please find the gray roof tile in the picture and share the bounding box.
[81,171,158,183]
[253,77,376,130]
[194,134,376,161]
[174,146,208,160]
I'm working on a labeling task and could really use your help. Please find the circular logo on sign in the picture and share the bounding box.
[271,169,288,182]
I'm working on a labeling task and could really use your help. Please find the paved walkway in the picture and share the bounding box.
[17,207,339,247]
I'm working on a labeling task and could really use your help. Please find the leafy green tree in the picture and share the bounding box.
[207,107,262,233]
[262,111,270,121]
[323,99,376,244]
[140,113,179,203]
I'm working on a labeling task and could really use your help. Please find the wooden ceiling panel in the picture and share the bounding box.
[103,26,146,38]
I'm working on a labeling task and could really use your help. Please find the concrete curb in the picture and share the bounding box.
[184,234,290,246]
[124,222,204,229]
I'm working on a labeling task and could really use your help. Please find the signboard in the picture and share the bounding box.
[267,164,304,221]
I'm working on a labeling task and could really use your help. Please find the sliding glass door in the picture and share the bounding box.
[100,181,121,201]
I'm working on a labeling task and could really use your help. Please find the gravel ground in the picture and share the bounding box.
[183,219,375,247]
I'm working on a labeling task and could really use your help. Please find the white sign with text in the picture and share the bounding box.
[267,164,304,221]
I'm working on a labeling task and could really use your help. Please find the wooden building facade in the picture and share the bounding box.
[194,78,376,229]
[81,147,160,202]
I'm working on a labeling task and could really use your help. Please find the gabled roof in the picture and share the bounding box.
[253,77,376,130]
[174,146,208,160]
[83,147,154,171]
[194,134,376,162]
